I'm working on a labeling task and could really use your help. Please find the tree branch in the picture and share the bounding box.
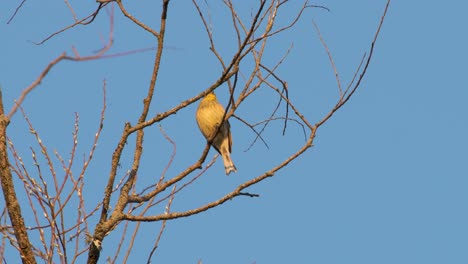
[0,88,36,264]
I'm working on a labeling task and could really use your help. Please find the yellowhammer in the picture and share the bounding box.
[196,92,237,175]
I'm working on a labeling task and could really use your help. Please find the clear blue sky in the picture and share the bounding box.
[1,1,467,263]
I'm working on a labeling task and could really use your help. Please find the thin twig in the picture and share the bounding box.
[146,185,176,264]
[34,3,108,45]
[312,20,342,97]
[6,0,27,24]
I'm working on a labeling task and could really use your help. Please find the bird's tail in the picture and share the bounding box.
[221,151,237,175]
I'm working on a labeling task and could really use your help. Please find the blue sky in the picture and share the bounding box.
[1,0,467,263]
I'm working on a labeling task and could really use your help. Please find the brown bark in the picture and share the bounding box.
[0,90,36,264]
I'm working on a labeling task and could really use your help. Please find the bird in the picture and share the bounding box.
[196,92,237,175]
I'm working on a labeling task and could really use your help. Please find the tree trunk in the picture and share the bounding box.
[0,91,36,264]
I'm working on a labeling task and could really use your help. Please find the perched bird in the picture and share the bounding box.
[196,92,237,175]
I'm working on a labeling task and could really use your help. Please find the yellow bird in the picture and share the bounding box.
[196,92,237,175]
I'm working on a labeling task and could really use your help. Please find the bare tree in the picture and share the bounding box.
[0,0,391,263]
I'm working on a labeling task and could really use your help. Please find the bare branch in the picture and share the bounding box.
[312,20,342,97]
[0,82,36,264]
[8,19,114,120]
[146,186,176,264]
[116,0,161,39]
[6,0,27,24]
[315,0,391,128]
[34,3,109,45]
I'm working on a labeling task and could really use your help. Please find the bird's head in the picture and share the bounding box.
[204,92,217,101]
